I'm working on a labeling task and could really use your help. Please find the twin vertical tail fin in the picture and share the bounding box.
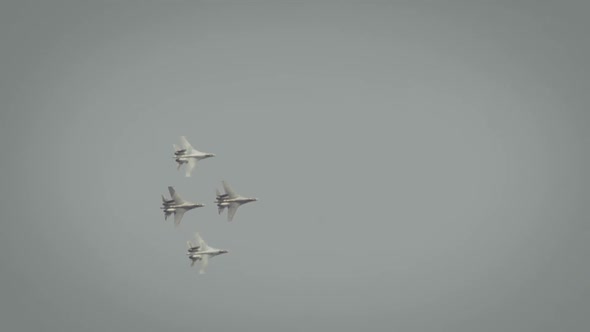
[174,144,184,170]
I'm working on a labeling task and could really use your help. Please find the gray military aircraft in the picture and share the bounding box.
[186,232,229,274]
[216,180,258,222]
[161,186,205,226]
[173,136,215,177]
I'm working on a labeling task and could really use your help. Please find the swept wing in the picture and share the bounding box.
[173,209,186,226]
[179,136,196,153]
[227,202,240,222]
[222,181,238,199]
[185,159,196,177]
[168,186,186,205]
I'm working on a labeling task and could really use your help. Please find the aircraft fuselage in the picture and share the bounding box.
[217,198,257,205]
[188,249,228,258]
[173,153,214,160]
[164,203,204,210]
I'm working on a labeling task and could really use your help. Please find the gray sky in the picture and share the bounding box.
[1,1,589,331]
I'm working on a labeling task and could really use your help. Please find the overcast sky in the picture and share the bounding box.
[1,1,589,331]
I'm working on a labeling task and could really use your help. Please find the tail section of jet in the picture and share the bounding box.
[186,241,201,252]
[164,211,173,221]
[162,195,174,205]
[173,144,186,155]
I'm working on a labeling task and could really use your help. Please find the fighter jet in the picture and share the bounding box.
[186,232,228,274]
[160,186,205,226]
[173,136,215,177]
[216,180,258,222]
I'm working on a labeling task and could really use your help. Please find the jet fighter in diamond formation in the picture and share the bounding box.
[160,186,204,226]
[186,232,228,274]
[173,136,215,177]
[215,180,258,222]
